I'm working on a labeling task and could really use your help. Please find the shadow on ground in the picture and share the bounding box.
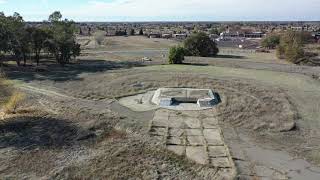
[214,54,246,59]
[0,116,94,149]
[3,59,145,82]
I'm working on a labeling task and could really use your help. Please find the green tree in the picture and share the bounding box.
[168,46,185,64]
[0,14,12,64]
[209,28,219,35]
[29,27,48,66]
[261,34,280,49]
[139,28,143,35]
[183,32,219,57]
[48,11,62,22]
[46,12,81,65]
[130,29,135,36]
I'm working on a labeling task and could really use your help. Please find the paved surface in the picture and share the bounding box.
[149,109,235,177]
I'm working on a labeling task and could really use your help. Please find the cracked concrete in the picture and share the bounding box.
[149,109,236,178]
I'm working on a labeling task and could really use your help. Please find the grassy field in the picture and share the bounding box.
[1,36,320,179]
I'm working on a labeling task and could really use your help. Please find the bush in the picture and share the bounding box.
[183,32,219,57]
[261,34,280,49]
[168,46,186,64]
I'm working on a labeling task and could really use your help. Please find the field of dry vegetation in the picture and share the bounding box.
[1,36,320,179]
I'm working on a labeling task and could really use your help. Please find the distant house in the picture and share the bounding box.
[148,33,161,38]
[173,34,187,40]
[161,33,172,39]
[312,32,320,40]
[244,32,265,39]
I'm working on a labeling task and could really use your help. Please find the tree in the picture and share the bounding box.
[168,46,185,64]
[46,12,81,65]
[261,34,280,49]
[209,28,219,35]
[130,29,135,36]
[48,11,62,22]
[29,27,48,66]
[276,31,305,63]
[183,32,219,57]
[5,12,26,66]
[139,28,143,35]
[0,14,12,64]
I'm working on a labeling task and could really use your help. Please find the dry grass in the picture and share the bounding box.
[3,91,25,114]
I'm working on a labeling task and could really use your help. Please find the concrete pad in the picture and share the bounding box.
[168,128,184,137]
[154,109,170,117]
[187,136,205,146]
[185,129,202,136]
[210,157,231,168]
[167,145,185,156]
[152,120,168,127]
[202,117,218,128]
[182,117,201,129]
[150,127,167,136]
[167,136,185,145]
[203,129,224,145]
[208,146,228,157]
[186,146,208,165]
[167,117,184,128]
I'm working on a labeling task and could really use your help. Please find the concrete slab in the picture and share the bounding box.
[203,129,224,146]
[210,157,231,168]
[168,128,184,137]
[208,146,228,157]
[150,127,167,136]
[185,129,202,136]
[167,136,185,145]
[202,117,219,128]
[187,136,205,146]
[168,117,184,128]
[183,117,201,129]
[167,145,185,156]
[186,146,208,165]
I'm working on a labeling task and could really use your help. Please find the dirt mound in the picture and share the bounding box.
[58,71,296,134]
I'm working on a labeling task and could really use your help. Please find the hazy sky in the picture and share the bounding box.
[0,0,319,21]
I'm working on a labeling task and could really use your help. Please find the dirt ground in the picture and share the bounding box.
[1,36,320,179]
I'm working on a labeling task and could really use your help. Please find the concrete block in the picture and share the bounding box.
[185,129,202,136]
[167,136,185,145]
[197,98,215,107]
[202,117,218,128]
[208,146,228,157]
[203,129,224,145]
[168,128,184,137]
[183,117,201,129]
[186,146,208,165]
[210,157,231,167]
[167,145,185,156]
[187,136,205,146]
[150,127,167,136]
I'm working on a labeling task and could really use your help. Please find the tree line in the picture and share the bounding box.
[0,11,80,66]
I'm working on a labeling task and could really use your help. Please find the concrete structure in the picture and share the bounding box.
[149,109,236,178]
[152,88,219,110]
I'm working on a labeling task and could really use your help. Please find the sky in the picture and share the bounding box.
[0,0,319,22]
